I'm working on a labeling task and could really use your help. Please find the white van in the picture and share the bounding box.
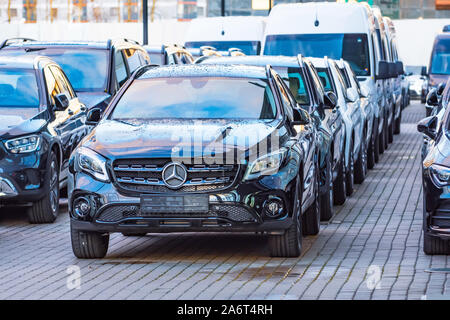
[184,16,266,55]
[262,2,392,163]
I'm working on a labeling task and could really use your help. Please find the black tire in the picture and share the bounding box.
[333,155,347,206]
[354,136,367,184]
[423,233,450,255]
[303,169,320,235]
[394,112,401,135]
[122,232,147,237]
[374,122,380,164]
[71,224,109,259]
[388,114,394,143]
[384,117,389,149]
[27,152,60,224]
[320,157,334,221]
[368,121,376,169]
[345,138,354,197]
[268,176,303,258]
[379,126,385,154]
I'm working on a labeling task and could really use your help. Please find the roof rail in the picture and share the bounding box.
[0,37,35,50]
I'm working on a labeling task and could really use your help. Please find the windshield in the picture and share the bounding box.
[431,38,450,75]
[185,41,260,55]
[112,77,277,120]
[264,33,370,77]
[0,68,39,108]
[26,48,108,92]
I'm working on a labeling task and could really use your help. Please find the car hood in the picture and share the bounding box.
[83,119,283,160]
[76,92,111,111]
[429,74,449,88]
[0,108,47,139]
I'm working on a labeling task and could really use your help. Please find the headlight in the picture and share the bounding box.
[429,164,450,187]
[244,148,288,181]
[75,147,109,182]
[4,135,40,154]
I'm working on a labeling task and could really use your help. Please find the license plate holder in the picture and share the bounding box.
[140,194,209,214]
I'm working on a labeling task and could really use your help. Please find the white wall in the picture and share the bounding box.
[1,18,449,68]
[393,18,450,67]
[0,19,188,46]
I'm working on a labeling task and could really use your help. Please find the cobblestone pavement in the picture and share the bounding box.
[0,102,449,300]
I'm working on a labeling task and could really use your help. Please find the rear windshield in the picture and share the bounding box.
[111,77,277,120]
[431,38,450,75]
[185,41,261,55]
[264,33,370,77]
[0,68,39,108]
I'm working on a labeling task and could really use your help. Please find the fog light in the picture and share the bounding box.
[263,198,284,218]
[73,197,91,218]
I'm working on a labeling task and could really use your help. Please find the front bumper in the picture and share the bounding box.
[423,168,450,240]
[0,144,49,204]
[69,165,297,234]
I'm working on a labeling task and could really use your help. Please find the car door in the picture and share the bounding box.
[44,65,87,177]
[315,66,345,172]
[274,73,316,208]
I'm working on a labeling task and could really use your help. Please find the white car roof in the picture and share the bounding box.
[264,2,372,36]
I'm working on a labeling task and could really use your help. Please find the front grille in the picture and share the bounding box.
[112,159,239,193]
[96,204,255,223]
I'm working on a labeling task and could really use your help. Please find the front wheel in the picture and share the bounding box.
[71,224,110,259]
[394,113,401,135]
[303,168,320,235]
[333,156,347,206]
[28,152,60,224]
[354,137,367,184]
[345,138,354,197]
[320,157,334,221]
[268,176,303,257]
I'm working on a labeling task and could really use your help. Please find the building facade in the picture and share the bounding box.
[0,0,448,23]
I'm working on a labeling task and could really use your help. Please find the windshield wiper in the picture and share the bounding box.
[25,48,45,52]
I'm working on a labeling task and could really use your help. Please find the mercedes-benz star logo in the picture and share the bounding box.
[162,162,188,189]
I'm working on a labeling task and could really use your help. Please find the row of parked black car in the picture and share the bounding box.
[418,79,450,255]
[0,37,407,258]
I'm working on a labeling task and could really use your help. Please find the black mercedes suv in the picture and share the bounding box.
[0,55,88,223]
[199,55,345,221]
[0,38,150,112]
[69,64,320,258]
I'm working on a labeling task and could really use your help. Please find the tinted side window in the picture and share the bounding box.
[306,62,326,104]
[50,66,75,99]
[44,66,61,105]
[274,75,294,121]
[114,50,128,87]
[124,48,141,73]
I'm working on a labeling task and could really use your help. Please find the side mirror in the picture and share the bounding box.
[437,82,446,96]
[54,93,69,111]
[360,86,369,98]
[396,61,404,75]
[85,108,102,126]
[417,116,437,140]
[292,107,310,125]
[421,66,427,77]
[376,60,389,80]
[388,62,397,78]
[426,88,439,107]
[346,88,359,103]
[323,91,338,109]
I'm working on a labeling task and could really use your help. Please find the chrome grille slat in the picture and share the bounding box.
[112,159,239,193]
